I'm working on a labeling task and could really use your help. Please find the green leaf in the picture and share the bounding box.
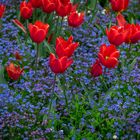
[87,0,97,11]
[95,23,106,35]
[128,57,137,73]
[127,12,136,24]
[44,41,54,54]
[0,64,7,84]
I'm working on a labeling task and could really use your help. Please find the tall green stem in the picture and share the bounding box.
[35,43,39,72]
[48,74,57,117]
[63,86,68,109]
[62,74,68,109]
[127,43,132,58]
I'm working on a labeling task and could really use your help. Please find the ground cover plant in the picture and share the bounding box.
[0,0,140,139]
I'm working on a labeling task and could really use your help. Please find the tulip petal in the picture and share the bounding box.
[66,58,73,69]
[98,53,106,66]
[110,51,120,58]
[105,44,117,56]
[108,28,119,44]
[56,44,65,58]
[113,34,124,46]
[130,31,140,43]
[91,59,102,77]
[99,44,106,55]
[34,29,46,43]
[105,57,118,68]
[21,7,32,19]
[116,13,127,26]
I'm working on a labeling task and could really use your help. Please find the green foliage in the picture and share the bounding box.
[98,0,109,8]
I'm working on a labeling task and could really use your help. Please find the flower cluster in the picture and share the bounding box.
[91,0,140,78]
[91,44,120,77]
[20,0,84,28]
[0,0,139,139]
[49,36,79,74]
[106,13,140,46]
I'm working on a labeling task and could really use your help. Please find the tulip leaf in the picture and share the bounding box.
[87,0,97,11]
[127,12,136,24]
[44,41,54,54]
[128,57,137,73]
[95,23,106,35]
[0,64,7,84]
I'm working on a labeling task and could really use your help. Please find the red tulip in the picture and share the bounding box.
[42,0,56,13]
[106,26,127,46]
[30,0,42,8]
[124,24,140,44]
[56,36,79,58]
[12,19,27,34]
[91,59,102,77]
[49,53,73,74]
[6,63,23,80]
[116,13,127,26]
[70,4,78,13]
[110,0,129,12]
[116,13,140,44]
[0,4,6,18]
[68,11,84,27]
[20,1,33,19]
[56,0,72,17]
[28,21,49,44]
[98,44,120,68]
[60,0,70,5]
[14,51,22,60]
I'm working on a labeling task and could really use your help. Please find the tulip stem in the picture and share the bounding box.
[62,74,68,109]
[55,16,59,35]
[35,44,39,72]
[48,74,57,118]
[58,17,63,36]
[63,85,68,109]
[60,17,63,32]
[100,75,108,91]
[127,43,132,58]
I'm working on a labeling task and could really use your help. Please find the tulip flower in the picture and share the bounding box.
[30,0,42,8]
[110,0,129,12]
[56,0,72,17]
[98,44,120,68]
[0,4,6,18]
[6,63,23,80]
[106,26,127,46]
[49,53,73,74]
[20,1,33,19]
[56,36,79,58]
[68,11,84,27]
[12,19,27,34]
[124,24,140,44]
[70,4,78,13]
[116,13,127,26]
[42,0,56,13]
[14,51,22,60]
[116,13,140,44]
[91,59,102,77]
[28,21,49,44]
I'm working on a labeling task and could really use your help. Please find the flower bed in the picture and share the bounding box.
[0,0,140,139]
